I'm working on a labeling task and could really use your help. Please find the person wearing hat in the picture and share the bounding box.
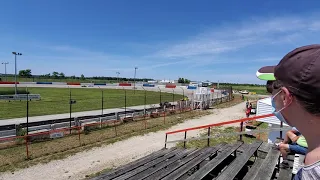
[256,44,320,179]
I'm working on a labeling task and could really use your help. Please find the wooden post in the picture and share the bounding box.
[25,136,29,159]
[114,121,117,136]
[78,126,81,146]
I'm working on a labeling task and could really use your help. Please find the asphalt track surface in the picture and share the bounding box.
[0,84,222,126]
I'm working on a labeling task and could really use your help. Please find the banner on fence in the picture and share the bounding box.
[0,82,18,84]
[36,82,52,84]
[0,94,41,101]
[119,83,131,86]
[165,84,176,88]
[67,82,81,85]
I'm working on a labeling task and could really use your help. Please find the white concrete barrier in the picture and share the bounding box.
[19,82,37,84]
[105,83,118,86]
[81,83,94,86]
[52,82,67,85]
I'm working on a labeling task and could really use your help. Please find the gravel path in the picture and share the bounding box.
[0,102,246,180]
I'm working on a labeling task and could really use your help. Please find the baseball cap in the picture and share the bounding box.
[256,44,320,100]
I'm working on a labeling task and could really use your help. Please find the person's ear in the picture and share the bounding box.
[281,87,293,106]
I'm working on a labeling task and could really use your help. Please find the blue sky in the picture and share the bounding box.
[1,0,320,84]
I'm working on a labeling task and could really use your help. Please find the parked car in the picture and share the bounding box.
[239,90,249,94]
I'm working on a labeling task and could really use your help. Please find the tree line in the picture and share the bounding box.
[16,69,153,82]
[177,77,191,84]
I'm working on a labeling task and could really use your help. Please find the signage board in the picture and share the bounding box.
[0,94,41,101]
[50,132,64,139]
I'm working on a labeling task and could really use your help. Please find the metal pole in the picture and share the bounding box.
[14,55,17,95]
[2,62,9,81]
[12,52,22,95]
[142,87,146,117]
[207,127,211,147]
[134,67,137,94]
[102,89,104,115]
[172,89,175,104]
[5,63,7,82]
[69,88,72,134]
[123,87,127,117]
[158,87,162,104]
[98,86,104,115]
[164,134,168,148]
[26,87,29,135]
[183,131,187,148]
[116,72,120,83]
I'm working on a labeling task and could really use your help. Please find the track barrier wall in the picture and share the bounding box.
[143,84,155,87]
[119,83,131,86]
[187,86,197,90]
[52,82,67,85]
[105,83,118,86]
[0,82,18,84]
[165,84,176,88]
[19,82,37,84]
[36,82,52,84]
[94,83,106,86]
[67,82,81,85]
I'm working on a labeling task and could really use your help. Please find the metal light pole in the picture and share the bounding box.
[26,86,29,135]
[116,72,120,83]
[158,86,162,104]
[1,62,9,81]
[12,52,22,95]
[98,86,104,115]
[172,89,175,104]
[69,88,72,134]
[141,86,147,116]
[134,67,138,94]
[122,87,127,117]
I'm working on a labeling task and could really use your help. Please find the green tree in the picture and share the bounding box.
[18,69,32,77]
[52,71,59,79]
[59,72,65,78]
[80,74,85,80]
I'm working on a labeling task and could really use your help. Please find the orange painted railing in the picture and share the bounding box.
[165,113,274,148]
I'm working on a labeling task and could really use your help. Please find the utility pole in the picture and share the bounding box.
[1,62,9,81]
[134,67,138,94]
[12,52,22,95]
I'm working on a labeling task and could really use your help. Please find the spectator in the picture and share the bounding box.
[282,127,301,144]
[277,127,308,168]
[257,44,320,179]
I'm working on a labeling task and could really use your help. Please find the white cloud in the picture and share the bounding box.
[154,15,320,59]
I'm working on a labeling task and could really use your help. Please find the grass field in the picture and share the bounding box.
[0,87,183,119]
[0,96,241,173]
[177,121,269,149]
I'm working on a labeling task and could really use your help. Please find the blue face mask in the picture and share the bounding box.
[271,90,289,125]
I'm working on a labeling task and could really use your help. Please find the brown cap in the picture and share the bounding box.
[258,44,320,100]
